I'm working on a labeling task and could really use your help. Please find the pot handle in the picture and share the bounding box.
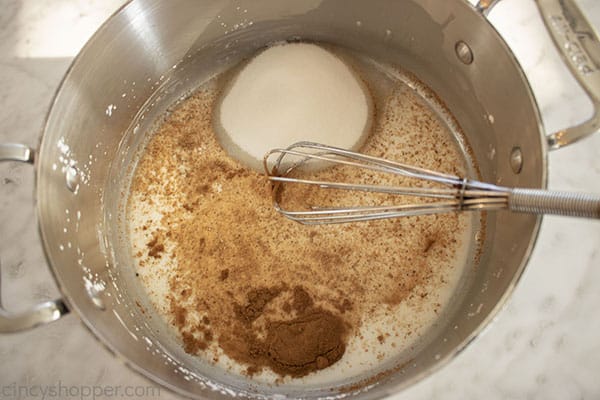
[0,143,69,333]
[477,0,600,150]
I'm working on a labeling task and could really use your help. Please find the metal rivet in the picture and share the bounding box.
[455,41,474,65]
[65,166,80,193]
[510,147,523,174]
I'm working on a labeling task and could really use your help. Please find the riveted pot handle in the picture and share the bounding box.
[536,0,600,149]
[0,143,69,333]
[477,0,600,150]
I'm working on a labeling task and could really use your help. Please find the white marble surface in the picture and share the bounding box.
[0,0,599,399]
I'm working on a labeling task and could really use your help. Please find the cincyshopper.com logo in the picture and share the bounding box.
[2,381,161,399]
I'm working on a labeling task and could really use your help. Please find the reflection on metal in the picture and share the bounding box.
[0,298,69,333]
[0,143,34,164]
[475,0,502,16]
[65,165,80,193]
[510,147,523,174]
[84,276,106,311]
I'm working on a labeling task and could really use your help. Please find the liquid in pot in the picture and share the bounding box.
[124,43,479,385]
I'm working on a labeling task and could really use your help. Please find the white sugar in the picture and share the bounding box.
[215,43,373,171]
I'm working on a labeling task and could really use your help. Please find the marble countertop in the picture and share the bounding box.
[0,0,598,399]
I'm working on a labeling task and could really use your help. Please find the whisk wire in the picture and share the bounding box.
[263,142,513,225]
[265,142,461,185]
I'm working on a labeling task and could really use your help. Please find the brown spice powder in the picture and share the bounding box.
[146,234,165,259]
[219,285,346,376]
[128,74,469,378]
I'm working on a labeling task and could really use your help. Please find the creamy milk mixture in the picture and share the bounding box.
[125,43,477,385]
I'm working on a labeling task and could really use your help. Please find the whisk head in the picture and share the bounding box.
[263,142,509,224]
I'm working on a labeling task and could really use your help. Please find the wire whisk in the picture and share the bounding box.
[263,142,600,224]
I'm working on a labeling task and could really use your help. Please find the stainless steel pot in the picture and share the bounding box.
[1,0,599,398]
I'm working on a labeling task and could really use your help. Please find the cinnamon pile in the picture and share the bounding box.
[216,285,347,376]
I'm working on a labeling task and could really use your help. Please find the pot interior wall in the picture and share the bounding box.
[36,0,544,398]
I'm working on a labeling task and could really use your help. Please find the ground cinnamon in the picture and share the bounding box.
[266,310,345,375]
[146,235,164,258]
[218,285,347,377]
[234,286,283,323]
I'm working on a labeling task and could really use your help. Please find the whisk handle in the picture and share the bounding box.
[509,189,600,219]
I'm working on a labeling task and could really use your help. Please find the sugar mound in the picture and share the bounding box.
[215,42,373,170]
